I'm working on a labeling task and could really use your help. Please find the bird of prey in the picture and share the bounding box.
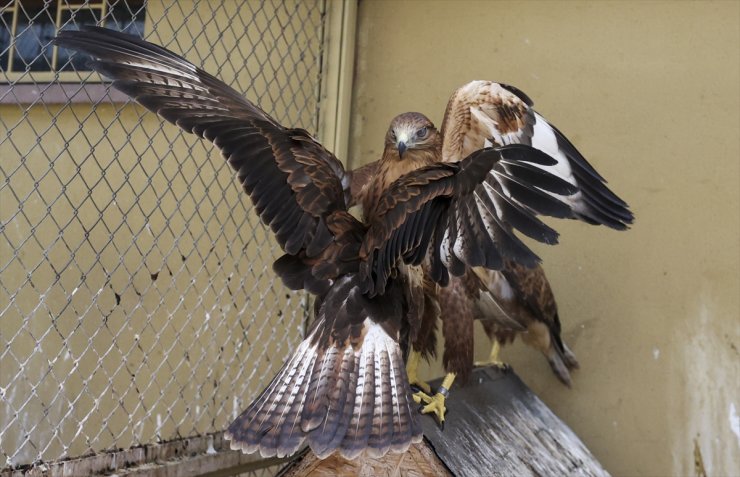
[475,261,580,386]
[351,82,633,424]
[54,27,621,459]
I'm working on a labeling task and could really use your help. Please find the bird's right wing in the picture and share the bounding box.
[359,145,578,296]
[54,27,352,293]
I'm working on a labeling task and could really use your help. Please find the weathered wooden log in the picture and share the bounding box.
[277,444,451,477]
[279,366,609,477]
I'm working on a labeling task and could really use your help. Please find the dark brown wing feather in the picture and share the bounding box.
[359,145,578,296]
[54,26,349,270]
[345,160,381,208]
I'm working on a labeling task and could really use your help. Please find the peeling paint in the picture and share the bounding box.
[730,402,740,447]
[674,291,740,476]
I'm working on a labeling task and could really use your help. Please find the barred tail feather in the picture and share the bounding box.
[226,276,421,459]
[307,347,358,458]
[224,337,317,457]
[300,345,341,433]
[388,341,419,452]
[276,350,318,455]
[366,346,394,458]
[338,344,376,458]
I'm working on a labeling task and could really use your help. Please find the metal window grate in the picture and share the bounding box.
[1,0,327,471]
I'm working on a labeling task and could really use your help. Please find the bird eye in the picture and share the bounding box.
[416,127,428,138]
[390,131,397,141]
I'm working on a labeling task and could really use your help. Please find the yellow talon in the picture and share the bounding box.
[474,340,508,369]
[415,391,447,424]
[414,372,456,427]
[406,350,431,394]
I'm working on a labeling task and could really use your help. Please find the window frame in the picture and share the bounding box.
[1,0,146,103]
[2,0,145,84]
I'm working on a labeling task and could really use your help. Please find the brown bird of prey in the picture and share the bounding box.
[55,27,615,459]
[351,82,632,424]
[473,261,580,386]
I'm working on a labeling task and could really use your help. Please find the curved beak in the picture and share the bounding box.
[397,141,407,158]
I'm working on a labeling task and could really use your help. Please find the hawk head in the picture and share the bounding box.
[384,112,441,161]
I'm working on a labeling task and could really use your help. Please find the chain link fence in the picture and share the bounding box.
[1,0,329,472]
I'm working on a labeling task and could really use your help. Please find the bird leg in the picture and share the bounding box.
[474,339,508,369]
[406,350,431,394]
[413,372,456,428]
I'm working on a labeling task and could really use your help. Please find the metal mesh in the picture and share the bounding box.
[1,0,326,470]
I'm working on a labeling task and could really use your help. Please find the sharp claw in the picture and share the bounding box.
[411,383,432,395]
[474,360,510,370]
[409,380,432,395]
[414,391,448,427]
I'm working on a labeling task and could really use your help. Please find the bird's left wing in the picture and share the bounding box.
[359,145,578,296]
[54,27,351,291]
[441,80,633,229]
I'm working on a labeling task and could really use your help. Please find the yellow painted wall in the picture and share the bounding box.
[349,1,739,476]
[0,0,325,466]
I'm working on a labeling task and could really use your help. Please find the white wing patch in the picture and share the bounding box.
[529,113,575,183]
[483,175,506,219]
[440,226,452,267]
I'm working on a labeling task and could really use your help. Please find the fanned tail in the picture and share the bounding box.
[225,274,421,459]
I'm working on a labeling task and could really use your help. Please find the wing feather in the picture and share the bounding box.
[440,80,633,229]
[54,26,353,292]
[360,145,572,296]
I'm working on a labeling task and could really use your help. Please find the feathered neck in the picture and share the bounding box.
[360,146,440,222]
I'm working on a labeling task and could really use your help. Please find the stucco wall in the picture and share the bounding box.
[349,1,739,476]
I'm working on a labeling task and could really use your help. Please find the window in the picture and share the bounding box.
[1,0,146,83]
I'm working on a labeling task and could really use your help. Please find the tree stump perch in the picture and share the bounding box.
[279,367,610,477]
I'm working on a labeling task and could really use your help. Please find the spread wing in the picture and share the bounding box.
[54,26,349,267]
[441,80,633,230]
[359,145,579,296]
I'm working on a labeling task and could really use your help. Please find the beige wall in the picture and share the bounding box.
[349,1,739,476]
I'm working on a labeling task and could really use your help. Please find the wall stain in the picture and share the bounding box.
[693,436,706,477]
